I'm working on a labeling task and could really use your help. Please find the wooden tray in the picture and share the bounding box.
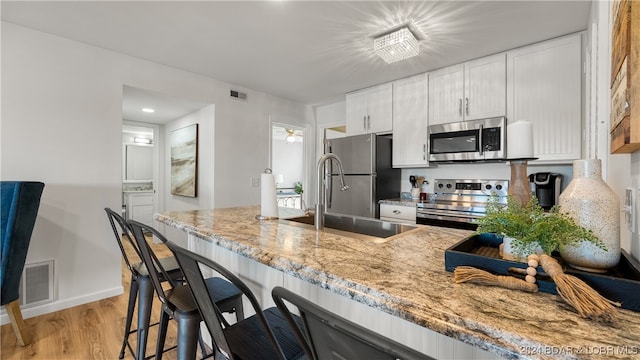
[445,233,640,312]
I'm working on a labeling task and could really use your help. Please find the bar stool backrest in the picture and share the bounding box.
[272,286,435,360]
[104,208,140,275]
[164,239,288,360]
[128,220,179,309]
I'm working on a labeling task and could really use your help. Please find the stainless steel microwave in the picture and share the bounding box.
[428,117,506,162]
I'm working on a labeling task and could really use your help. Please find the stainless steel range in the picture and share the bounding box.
[416,179,509,230]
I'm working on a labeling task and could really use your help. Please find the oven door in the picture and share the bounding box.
[428,127,482,162]
[416,209,479,230]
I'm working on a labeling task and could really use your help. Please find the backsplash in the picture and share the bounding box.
[400,162,573,194]
[122,181,153,192]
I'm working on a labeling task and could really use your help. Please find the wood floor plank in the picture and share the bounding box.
[1,240,187,360]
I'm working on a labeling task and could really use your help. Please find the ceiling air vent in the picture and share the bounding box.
[230,89,247,101]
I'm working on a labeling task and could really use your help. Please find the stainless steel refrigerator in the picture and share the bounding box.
[324,134,400,218]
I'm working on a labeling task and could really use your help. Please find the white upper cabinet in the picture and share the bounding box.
[392,74,429,168]
[428,64,464,125]
[346,83,393,135]
[506,33,582,162]
[429,53,506,125]
[465,54,507,120]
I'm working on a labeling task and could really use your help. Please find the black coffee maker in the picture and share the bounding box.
[529,172,563,210]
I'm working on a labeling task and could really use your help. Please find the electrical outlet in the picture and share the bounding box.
[624,187,636,232]
[250,177,260,187]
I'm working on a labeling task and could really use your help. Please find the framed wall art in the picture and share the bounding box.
[170,123,198,197]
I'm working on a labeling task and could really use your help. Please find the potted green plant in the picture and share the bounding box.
[475,195,605,261]
[294,181,303,195]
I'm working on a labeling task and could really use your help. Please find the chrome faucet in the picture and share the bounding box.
[315,153,349,230]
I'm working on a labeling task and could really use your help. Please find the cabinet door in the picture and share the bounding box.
[346,90,368,136]
[366,83,393,134]
[127,193,154,225]
[379,204,417,224]
[507,33,582,162]
[392,74,429,167]
[464,53,506,120]
[428,64,464,125]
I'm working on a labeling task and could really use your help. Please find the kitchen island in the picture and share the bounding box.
[156,206,640,360]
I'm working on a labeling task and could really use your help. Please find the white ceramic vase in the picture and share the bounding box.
[558,159,620,272]
[500,236,543,263]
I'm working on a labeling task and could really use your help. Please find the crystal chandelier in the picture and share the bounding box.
[373,27,419,64]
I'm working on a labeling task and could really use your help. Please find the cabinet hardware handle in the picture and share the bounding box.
[423,143,426,161]
[363,116,367,130]
[478,124,484,156]
[393,210,401,214]
[367,115,371,130]
[465,97,469,116]
[459,98,462,116]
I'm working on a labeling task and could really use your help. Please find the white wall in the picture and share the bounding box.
[164,105,215,212]
[213,93,311,209]
[1,22,310,322]
[400,163,572,194]
[588,1,640,261]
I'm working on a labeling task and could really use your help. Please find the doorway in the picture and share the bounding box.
[271,123,305,209]
[122,121,158,225]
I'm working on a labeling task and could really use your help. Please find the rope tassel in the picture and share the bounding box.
[454,266,538,293]
[539,254,620,323]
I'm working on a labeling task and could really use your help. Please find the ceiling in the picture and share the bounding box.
[2,1,592,122]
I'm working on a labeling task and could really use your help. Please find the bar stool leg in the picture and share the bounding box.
[136,277,154,360]
[120,274,139,358]
[174,312,201,360]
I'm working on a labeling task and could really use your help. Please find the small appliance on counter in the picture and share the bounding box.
[529,172,563,210]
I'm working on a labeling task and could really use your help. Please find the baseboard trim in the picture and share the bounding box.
[0,286,124,325]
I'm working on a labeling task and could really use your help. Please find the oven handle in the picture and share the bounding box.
[417,211,480,223]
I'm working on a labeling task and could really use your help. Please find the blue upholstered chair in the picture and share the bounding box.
[1,181,45,346]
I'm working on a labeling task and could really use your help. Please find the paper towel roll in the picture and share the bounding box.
[507,121,533,159]
[260,173,279,218]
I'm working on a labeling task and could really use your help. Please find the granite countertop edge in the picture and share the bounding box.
[155,207,640,360]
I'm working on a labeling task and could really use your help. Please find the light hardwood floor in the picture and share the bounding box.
[1,239,193,360]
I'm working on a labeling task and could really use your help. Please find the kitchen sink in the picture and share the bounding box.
[281,212,418,241]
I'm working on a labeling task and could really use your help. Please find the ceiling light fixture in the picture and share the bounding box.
[373,27,419,64]
[285,129,296,143]
[142,108,155,113]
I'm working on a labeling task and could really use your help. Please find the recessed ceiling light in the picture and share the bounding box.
[142,108,155,113]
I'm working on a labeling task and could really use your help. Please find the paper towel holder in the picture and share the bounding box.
[256,168,280,221]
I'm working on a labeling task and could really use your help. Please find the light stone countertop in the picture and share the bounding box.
[379,198,422,206]
[156,206,640,360]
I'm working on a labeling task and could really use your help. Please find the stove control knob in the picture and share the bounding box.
[485,184,492,190]
[495,184,503,190]
[446,183,452,189]
[437,183,444,189]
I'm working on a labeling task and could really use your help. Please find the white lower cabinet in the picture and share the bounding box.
[187,235,284,318]
[380,204,416,225]
[124,191,154,225]
[188,236,498,359]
